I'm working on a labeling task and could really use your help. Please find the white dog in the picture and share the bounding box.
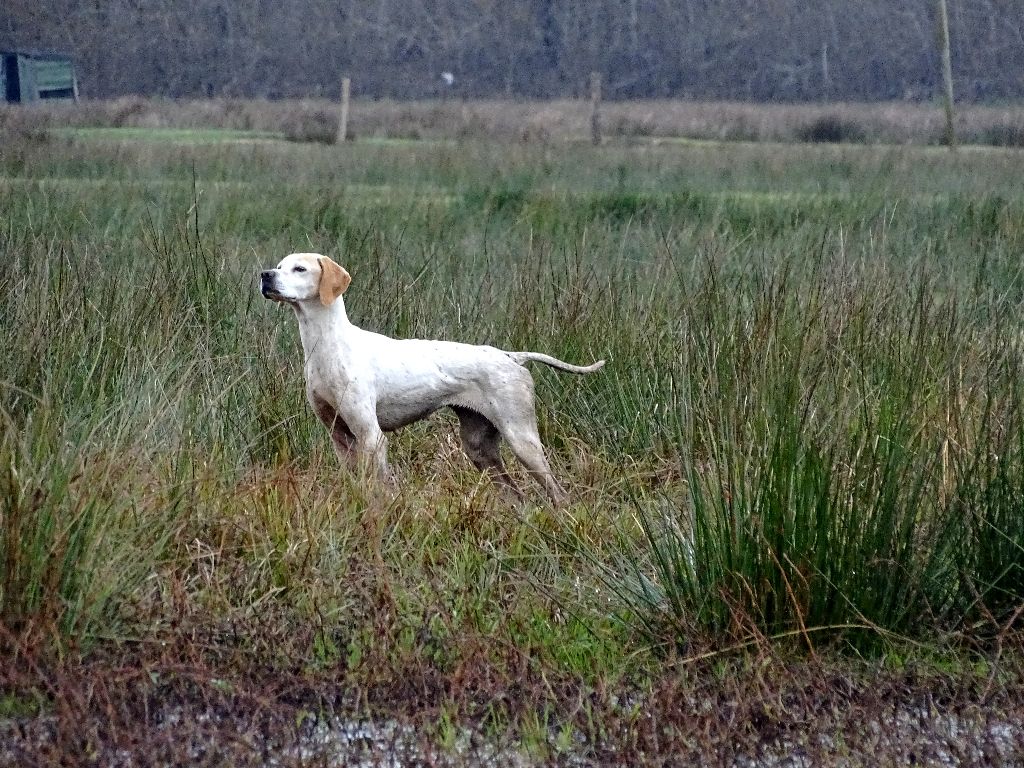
[260,253,604,506]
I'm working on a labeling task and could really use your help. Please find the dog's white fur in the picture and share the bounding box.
[260,253,604,506]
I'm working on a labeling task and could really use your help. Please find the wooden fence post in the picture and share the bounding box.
[936,0,956,149]
[590,71,602,146]
[337,76,351,144]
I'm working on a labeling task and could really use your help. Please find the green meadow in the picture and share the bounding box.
[2,124,1023,761]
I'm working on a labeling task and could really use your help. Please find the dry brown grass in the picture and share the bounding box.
[2,639,1022,765]
[6,96,1024,146]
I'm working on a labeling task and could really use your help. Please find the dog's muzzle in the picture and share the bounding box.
[260,270,278,298]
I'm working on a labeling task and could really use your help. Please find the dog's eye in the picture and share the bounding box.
[293,266,307,273]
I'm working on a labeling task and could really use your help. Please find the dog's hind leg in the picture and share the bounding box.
[453,406,524,501]
[500,424,568,507]
[483,390,569,507]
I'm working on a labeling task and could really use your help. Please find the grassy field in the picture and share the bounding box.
[7,96,1024,146]
[2,119,1024,763]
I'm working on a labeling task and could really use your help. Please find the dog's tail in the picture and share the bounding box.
[507,351,606,374]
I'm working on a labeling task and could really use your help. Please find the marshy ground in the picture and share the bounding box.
[2,100,1024,764]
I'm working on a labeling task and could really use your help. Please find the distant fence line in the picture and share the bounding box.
[5,95,1024,149]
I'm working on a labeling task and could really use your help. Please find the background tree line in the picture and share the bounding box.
[2,0,1022,102]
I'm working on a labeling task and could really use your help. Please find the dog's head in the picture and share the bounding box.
[260,253,351,307]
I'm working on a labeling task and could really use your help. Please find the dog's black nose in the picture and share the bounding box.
[260,271,277,296]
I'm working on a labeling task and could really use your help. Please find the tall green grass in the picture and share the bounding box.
[580,231,1002,650]
[1,130,1023,665]
[615,252,1024,651]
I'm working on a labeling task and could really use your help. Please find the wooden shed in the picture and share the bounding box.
[1,51,78,104]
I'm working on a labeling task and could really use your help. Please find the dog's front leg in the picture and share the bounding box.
[344,407,395,485]
[310,393,359,468]
[358,431,394,483]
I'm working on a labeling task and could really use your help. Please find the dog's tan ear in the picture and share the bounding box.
[318,257,352,306]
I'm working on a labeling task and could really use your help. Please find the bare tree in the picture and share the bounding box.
[2,0,1021,103]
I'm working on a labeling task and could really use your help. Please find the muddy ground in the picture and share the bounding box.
[3,647,1023,767]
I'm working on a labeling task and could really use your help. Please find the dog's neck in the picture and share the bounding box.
[293,298,352,359]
